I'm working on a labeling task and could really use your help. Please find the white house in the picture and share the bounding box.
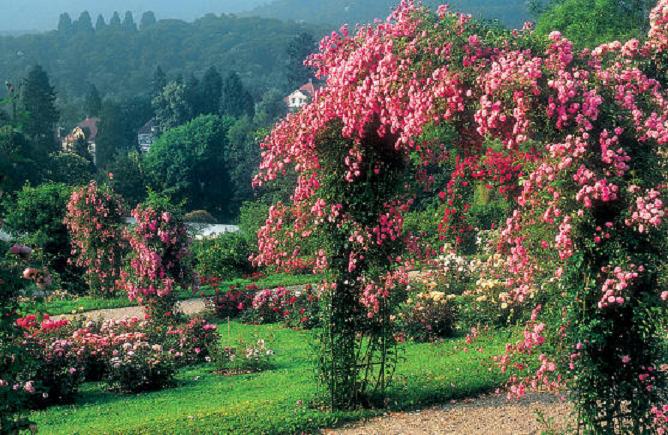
[285,80,318,112]
[138,119,159,153]
[61,117,99,163]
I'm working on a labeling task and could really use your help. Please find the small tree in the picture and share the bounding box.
[65,181,126,297]
[121,193,196,321]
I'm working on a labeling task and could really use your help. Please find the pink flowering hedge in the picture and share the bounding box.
[253,0,667,427]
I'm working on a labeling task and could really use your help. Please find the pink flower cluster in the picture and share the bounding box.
[597,265,641,309]
[625,187,665,233]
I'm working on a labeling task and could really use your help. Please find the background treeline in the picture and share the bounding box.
[247,0,531,28]
[0,11,324,103]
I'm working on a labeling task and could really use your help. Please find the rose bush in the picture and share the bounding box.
[65,181,126,297]
[252,0,667,427]
[121,193,197,321]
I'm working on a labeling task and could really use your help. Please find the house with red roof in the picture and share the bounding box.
[285,79,318,112]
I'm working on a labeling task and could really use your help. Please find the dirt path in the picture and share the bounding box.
[326,393,573,435]
[53,297,208,321]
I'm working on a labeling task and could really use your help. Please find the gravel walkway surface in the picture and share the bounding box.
[326,393,572,435]
[54,298,208,321]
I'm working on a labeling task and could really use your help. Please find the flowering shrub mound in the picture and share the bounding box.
[398,288,456,342]
[211,339,274,376]
[16,315,84,407]
[203,277,255,319]
[121,194,197,321]
[166,317,219,366]
[246,285,320,329]
[65,181,126,297]
[107,339,176,394]
[253,0,667,426]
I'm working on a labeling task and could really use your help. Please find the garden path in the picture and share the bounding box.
[326,393,572,434]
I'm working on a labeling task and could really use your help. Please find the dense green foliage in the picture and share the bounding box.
[3,183,80,291]
[0,14,324,101]
[193,233,253,280]
[145,115,233,218]
[536,0,653,47]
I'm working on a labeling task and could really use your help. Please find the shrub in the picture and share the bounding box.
[106,339,176,393]
[3,182,81,292]
[0,241,43,431]
[193,232,253,280]
[166,317,219,366]
[239,201,269,247]
[397,289,457,342]
[121,193,196,321]
[244,285,320,329]
[65,181,127,297]
[16,315,84,408]
[211,338,274,375]
[207,285,254,319]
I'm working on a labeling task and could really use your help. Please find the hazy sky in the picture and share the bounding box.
[0,0,268,32]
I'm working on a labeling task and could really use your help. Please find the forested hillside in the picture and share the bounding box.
[247,0,531,28]
[0,0,268,32]
[0,13,322,100]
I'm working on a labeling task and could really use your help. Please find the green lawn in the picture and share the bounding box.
[30,321,512,434]
[22,274,320,317]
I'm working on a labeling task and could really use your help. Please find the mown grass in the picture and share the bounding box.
[30,321,513,434]
[21,274,320,317]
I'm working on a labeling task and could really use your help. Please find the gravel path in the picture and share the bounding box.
[326,393,573,434]
[54,298,209,321]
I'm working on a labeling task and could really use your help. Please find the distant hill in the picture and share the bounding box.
[0,0,269,33]
[247,0,531,29]
[0,14,323,100]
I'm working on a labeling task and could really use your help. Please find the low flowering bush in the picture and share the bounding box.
[16,315,84,407]
[211,339,275,375]
[397,288,457,342]
[207,284,254,319]
[106,339,176,393]
[166,317,219,366]
[245,285,320,328]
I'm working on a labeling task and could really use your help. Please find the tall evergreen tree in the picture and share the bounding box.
[122,12,137,32]
[200,66,222,115]
[152,66,167,97]
[57,13,73,34]
[185,73,203,116]
[95,101,127,168]
[75,11,94,34]
[84,84,102,118]
[140,11,157,30]
[95,14,107,31]
[286,32,316,89]
[152,81,192,133]
[220,72,254,118]
[109,12,122,29]
[19,65,59,154]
